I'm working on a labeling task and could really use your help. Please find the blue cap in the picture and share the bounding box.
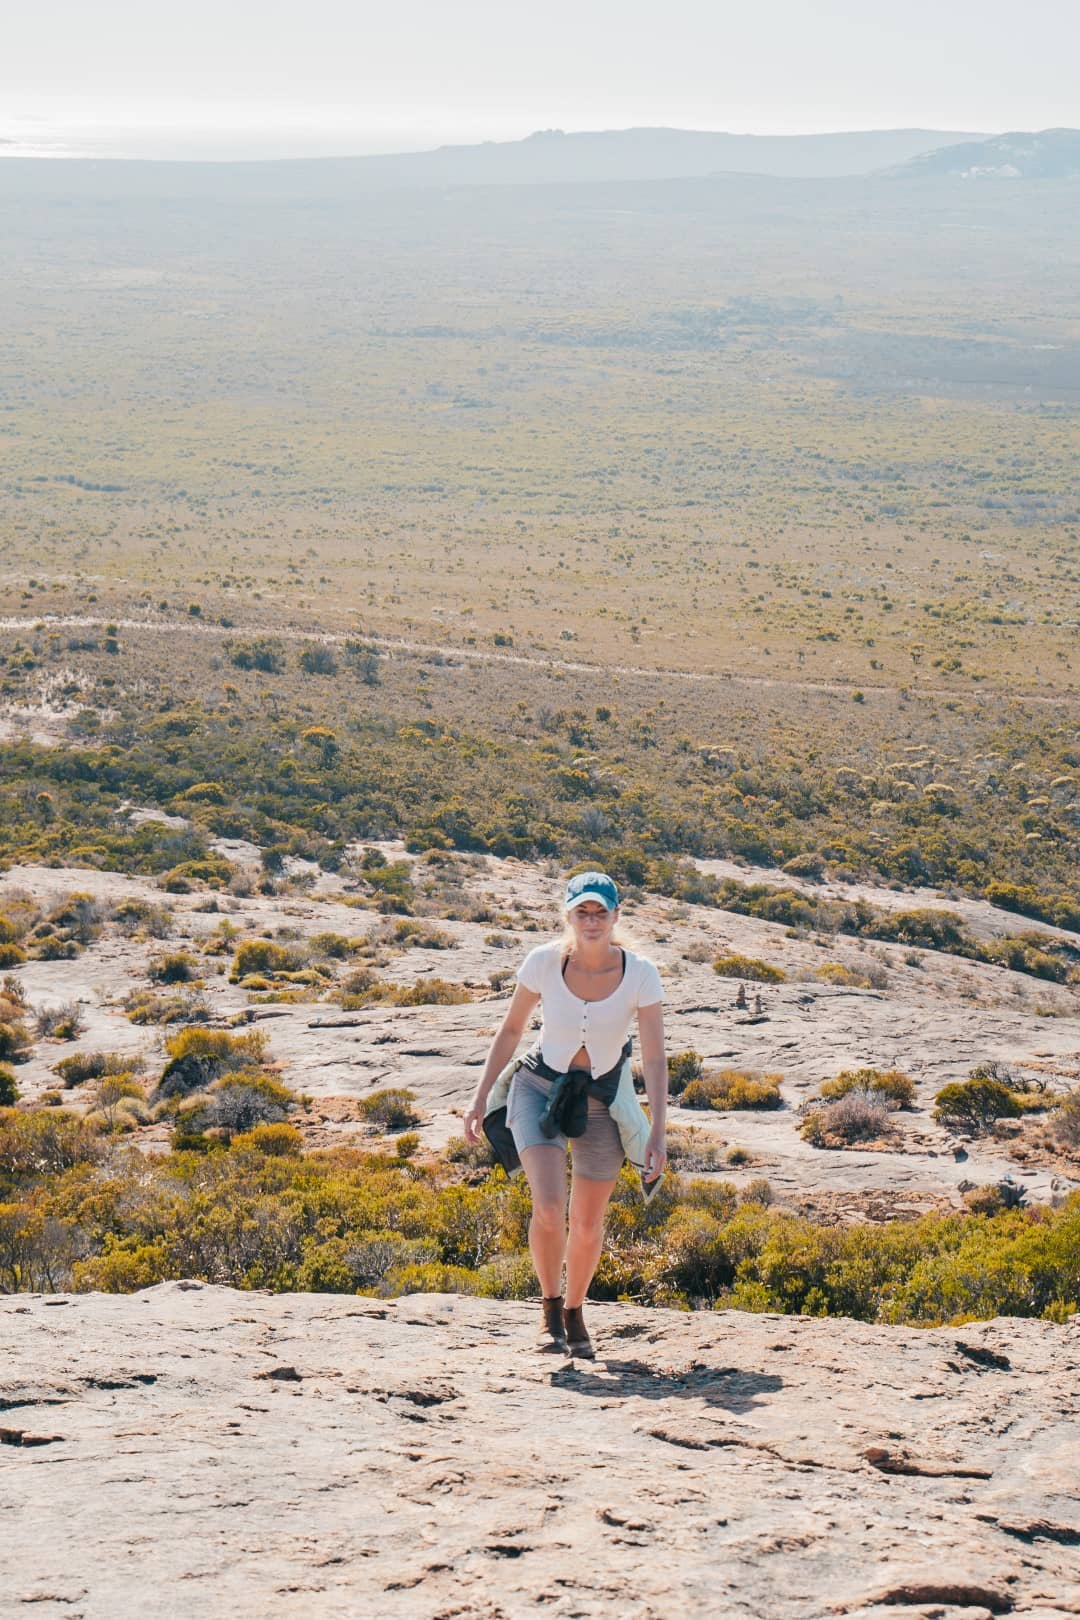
[564,871,619,912]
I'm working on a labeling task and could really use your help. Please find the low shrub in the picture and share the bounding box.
[112,899,174,938]
[162,859,235,892]
[41,892,106,946]
[35,1002,85,1041]
[232,1122,304,1156]
[802,1094,894,1147]
[781,852,827,881]
[1051,1092,1080,1152]
[0,1065,18,1105]
[964,1180,1027,1215]
[819,1068,916,1109]
[713,954,786,984]
[740,1178,774,1206]
[1,976,27,1008]
[933,1077,1022,1133]
[391,919,456,949]
[149,952,201,984]
[343,977,473,1009]
[156,1026,269,1101]
[309,932,356,959]
[164,1026,267,1065]
[0,1019,32,1062]
[95,1075,149,1130]
[53,1050,137,1088]
[981,934,1071,983]
[176,781,228,805]
[230,940,304,980]
[0,1109,102,1183]
[189,1072,297,1135]
[814,963,887,989]
[299,644,338,676]
[667,1050,704,1094]
[0,944,26,968]
[666,1125,726,1171]
[126,990,211,1025]
[228,637,285,673]
[443,1134,496,1168]
[357,1088,421,1130]
[681,1070,783,1111]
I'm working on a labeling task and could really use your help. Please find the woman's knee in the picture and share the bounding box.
[568,1205,607,1244]
[530,1198,566,1235]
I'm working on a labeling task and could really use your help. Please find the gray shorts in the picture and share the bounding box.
[506,1064,625,1182]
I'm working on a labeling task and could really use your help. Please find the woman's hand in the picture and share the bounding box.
[644,1124,667,1180]
[463,1103,484,1144]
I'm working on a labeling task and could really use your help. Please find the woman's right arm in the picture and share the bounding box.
[463,982,541,1142]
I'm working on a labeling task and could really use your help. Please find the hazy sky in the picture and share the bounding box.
[4,0,1079,159]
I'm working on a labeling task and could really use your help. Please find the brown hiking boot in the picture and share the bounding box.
[564,1305,595,1359]
[537,1295,568,1353]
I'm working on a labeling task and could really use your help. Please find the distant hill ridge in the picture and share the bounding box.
[336,126,990,185]
[889,127,1080,179]
[0,125,989,192]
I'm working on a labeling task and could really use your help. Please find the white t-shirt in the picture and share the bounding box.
[516,940,664,1074]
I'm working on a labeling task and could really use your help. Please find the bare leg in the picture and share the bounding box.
[519,1144,569,1298]
[564,1172,618,1309]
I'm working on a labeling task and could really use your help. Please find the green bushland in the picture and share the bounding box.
[0,1066,17,1106]
[0,669,1076,967]
[1,1109,1078,1322]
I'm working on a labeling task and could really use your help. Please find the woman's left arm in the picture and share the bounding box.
[636,1000,668,1178]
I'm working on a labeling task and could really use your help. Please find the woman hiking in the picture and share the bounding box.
[463,871,667,1358]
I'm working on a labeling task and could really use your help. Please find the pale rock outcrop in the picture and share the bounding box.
[3,1284,1078,1618]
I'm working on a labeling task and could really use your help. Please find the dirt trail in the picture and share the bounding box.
[1,613,1072,706]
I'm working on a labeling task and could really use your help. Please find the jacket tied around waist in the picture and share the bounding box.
[482,1040,660,1200]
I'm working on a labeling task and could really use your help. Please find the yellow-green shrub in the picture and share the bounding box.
[357,1088,421,1130]
[819,1068,916,1109]
[682,1070,783,1111]
[230,940,302,980]
[713,955,786,983]
[164,1026,267,1065]
[232,1122,304,1156]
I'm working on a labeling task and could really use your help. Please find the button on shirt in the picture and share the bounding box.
[516,941,664,1074]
